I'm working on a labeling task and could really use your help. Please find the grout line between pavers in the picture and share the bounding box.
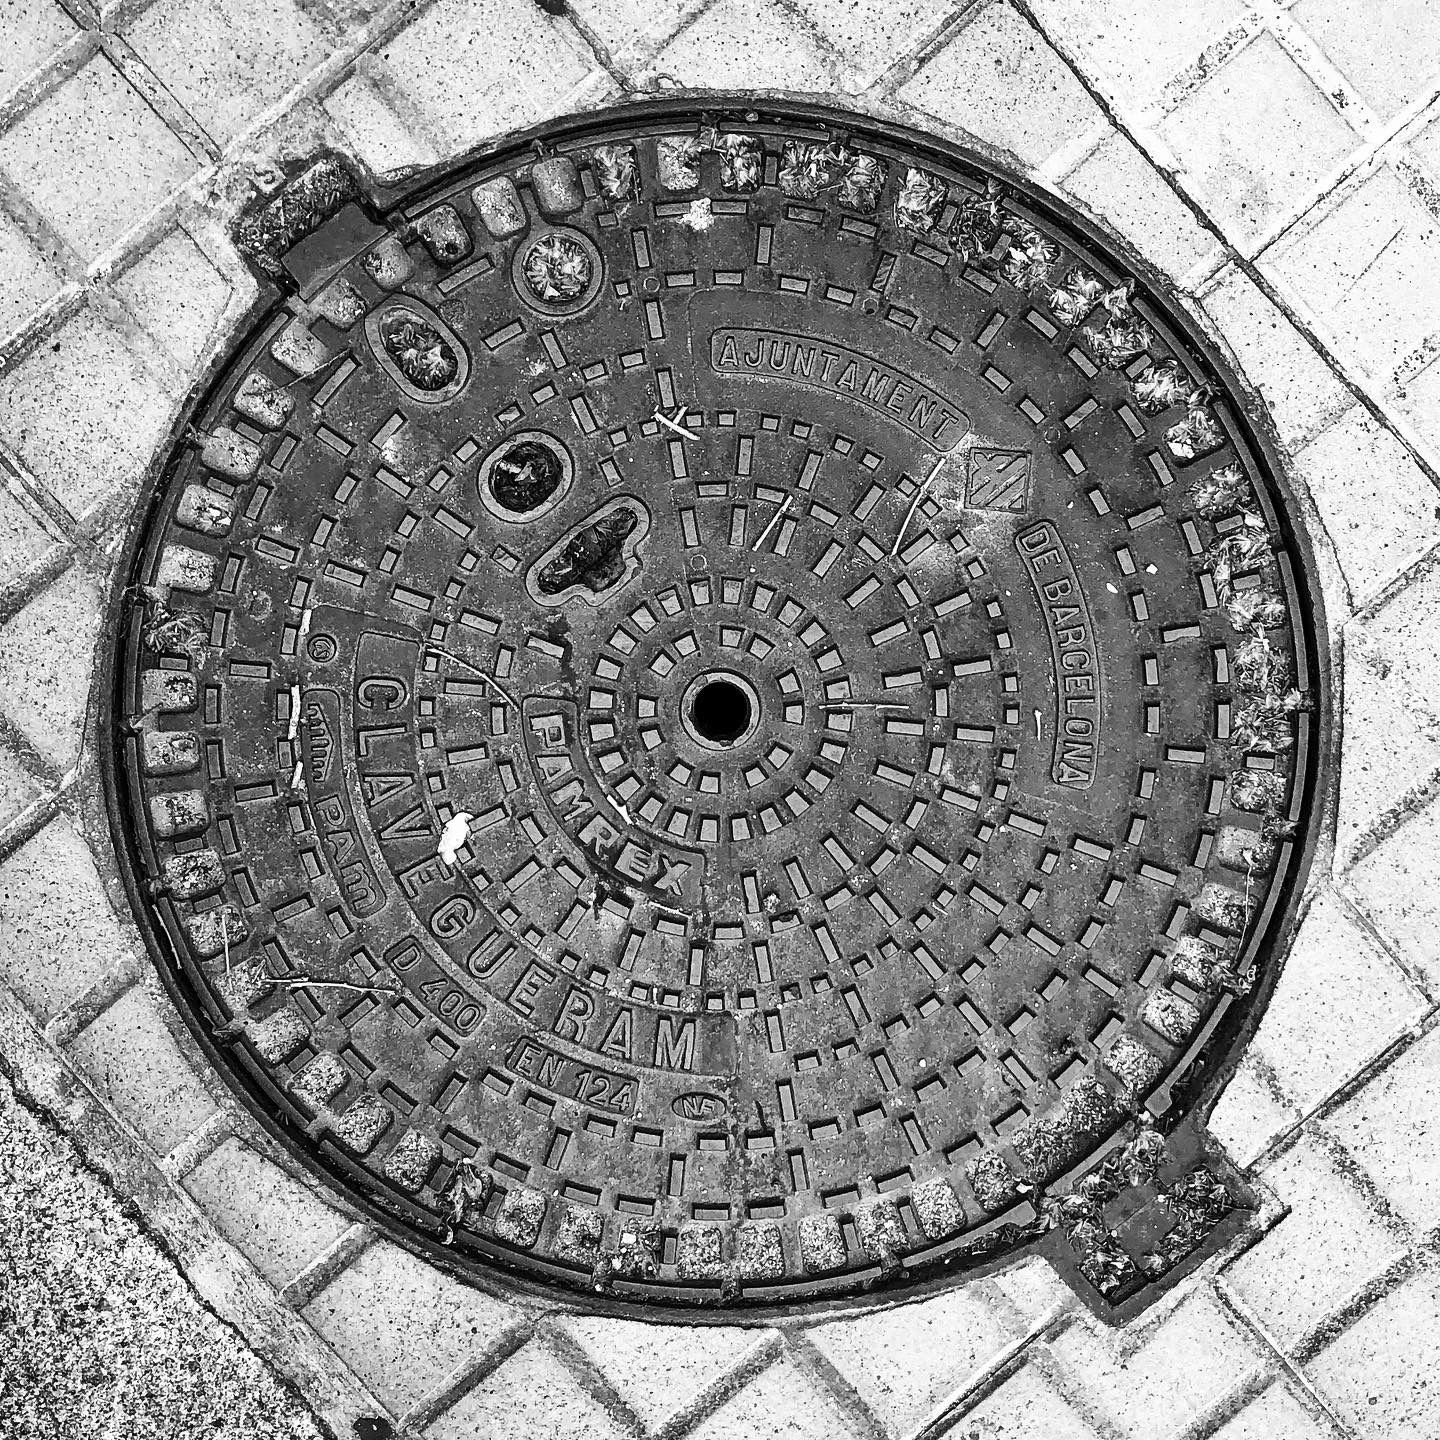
[1128,17,1262,135]
[533,1316,649,1437]
[651,1328,784,1440]
[159,1106,235,1182]
[0,171,92,296]
[0,29,99,134]
[279,1220,376,1310]
[1036,117,1113,188]
[915,1344,1028,1440]
[0,440,77,545]
[1301,1125,1420,1249]
[96,31,221,163]
[548,4,635,98]
[399,1314,537,1434]
[1243,1005,1440,1178]
[55,0,104,30]
[1252,271,1440,483]
[1212,1276,1362,1437]
[1252,0,1380,139]
[1164,1357,1275,1440]
[1330,743,1440,875]
[634,0,725,75]
[910,1297,1070,1440]
[1286,1243,1437,1366]
[0,788,61,862]
[1003,0,1440,497]
[867,0,987,101]
[1330,884,1438,1012]
[779,1328,890,1440]
[1244,75,1440,263]
[1012,1315,1132,1440]
[42,954,143,1050]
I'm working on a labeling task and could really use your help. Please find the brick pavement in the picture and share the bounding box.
[3,1,1440,1436]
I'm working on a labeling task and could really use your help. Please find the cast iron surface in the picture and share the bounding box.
[106,102,1324,1312]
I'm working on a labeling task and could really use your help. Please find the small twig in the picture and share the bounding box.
[428,643,521,709]
[275,977,401,996]
[279,349,351,393]
[752,493,793,551]
[653,403,699,441]
[891,453,947,557]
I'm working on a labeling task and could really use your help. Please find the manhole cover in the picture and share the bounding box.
[106,103,1324,1312]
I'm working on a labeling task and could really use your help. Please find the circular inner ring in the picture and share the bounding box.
[692,678,752,745]
[679,670,760,750]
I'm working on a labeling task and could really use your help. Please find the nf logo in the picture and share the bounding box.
[966,447,1031,511]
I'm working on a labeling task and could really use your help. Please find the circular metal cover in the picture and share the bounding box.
[107,103,1323,1309]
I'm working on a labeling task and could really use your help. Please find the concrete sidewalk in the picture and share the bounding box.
[3,0,1440,1436]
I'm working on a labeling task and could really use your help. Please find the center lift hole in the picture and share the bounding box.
[691,679,752,745]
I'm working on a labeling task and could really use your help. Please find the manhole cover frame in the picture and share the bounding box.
[99,97,1332,1323]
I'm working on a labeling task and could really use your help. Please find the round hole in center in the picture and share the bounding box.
[691,679,752,745]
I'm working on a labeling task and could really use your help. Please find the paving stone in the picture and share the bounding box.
[427,1338,630,1440]
[0,0,78,98]
[181,1137,351,1288]
[302,1239,518,1414]
[945,1362,1100,1438]
[1225,1136,1407,1349]
[789,0,953,89]
[125,0,332,146]
[0,567,103,772]
[1393,351,1440,458]
[557,1313,764,1434]
[68,986,220,1156]
[1335,627,1440,869]
[0,815,132,1020]
[1291,0,1440,121]
[1209,1048,1301,1169]
[808,1289,1014,1439]
[1207,1380,1329,1440]
[1198,266,1354,454]
[1157,31,1359,251]
[1405,107,1440,192]
[0,304,175,521]
[1058,130,1220,280]
[648,0,838,91]
[565,0,697,68]
[1290,404,1440,603]
[0,207,62,338]
[688,1355,858,1440]
[1023,0,1245,112]
[898,2,1103,169]
[0,477,62,586]
[1345,791,1440,987]
[323,72,440,180]
[1307,1269,1440,1439]
[1247,890,1424,1113]
[0,740,47,840]
[990,1255,1072,1326]
[1321,1027,1440,1231]
[379,0,595,160]
[1263,166,1440,386]
[1043,1290,1266,1438]
[0,55,197,262]
[114,228,234,372]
